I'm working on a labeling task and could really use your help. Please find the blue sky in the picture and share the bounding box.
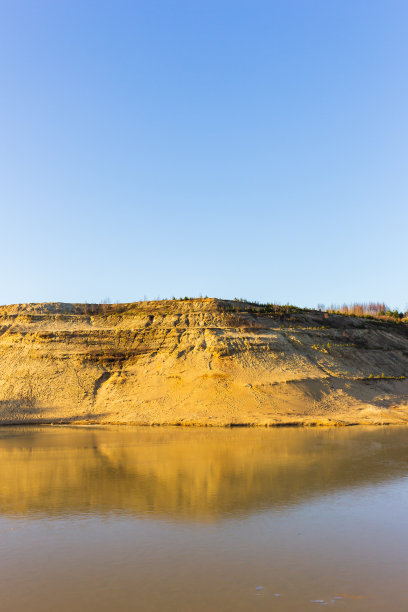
[1,1,407,309]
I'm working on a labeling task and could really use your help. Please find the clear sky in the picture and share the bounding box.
[1,1,407,309]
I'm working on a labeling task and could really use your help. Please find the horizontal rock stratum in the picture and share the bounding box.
[0,298,408,426]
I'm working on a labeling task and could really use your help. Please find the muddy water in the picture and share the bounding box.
[0,426,408,611]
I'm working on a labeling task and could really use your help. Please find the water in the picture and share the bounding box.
[0,426,408,611]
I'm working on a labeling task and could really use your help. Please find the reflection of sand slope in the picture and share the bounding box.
[0,427,407,520]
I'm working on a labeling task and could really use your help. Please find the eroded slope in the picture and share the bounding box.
[0,299,407,425]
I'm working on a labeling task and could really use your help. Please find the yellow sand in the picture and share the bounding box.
[0,298,407,425]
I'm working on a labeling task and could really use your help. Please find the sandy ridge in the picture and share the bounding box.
[0,298,407,426]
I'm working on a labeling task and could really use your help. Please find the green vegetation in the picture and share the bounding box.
[366,374,406,380]
[323,303,407,322]
[221,299,407,322]
[220,299,301,316]
[66,299,407,325]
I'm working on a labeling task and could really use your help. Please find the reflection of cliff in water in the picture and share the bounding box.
[1,426,408,521]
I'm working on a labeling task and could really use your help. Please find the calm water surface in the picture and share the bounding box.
[1,426,408,611]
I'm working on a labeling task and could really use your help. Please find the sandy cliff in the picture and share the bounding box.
[0,298,407,425]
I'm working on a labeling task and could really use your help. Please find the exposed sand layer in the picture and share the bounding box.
[0,298,407,425]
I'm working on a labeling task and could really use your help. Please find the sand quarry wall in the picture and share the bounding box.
[0,298,407,425]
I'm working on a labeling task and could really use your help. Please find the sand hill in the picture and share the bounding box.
[0,298,407,425]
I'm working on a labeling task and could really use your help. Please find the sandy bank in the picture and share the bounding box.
[0,298,407,426]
